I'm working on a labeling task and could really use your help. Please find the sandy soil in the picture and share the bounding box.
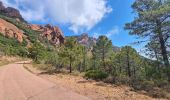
[24,64,166,100]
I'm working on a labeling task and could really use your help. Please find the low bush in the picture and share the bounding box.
[85,70,108,80]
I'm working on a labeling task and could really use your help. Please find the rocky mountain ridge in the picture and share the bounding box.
[0,1,65,46]
[71,33,120,52]
[0,1,25,22]
[29,24,64,46]
[0,1,120,51]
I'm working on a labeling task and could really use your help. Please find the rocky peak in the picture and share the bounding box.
[29,24,65,46]
[74,33,96,48]
[78,33,89,44]
[44,24,53,29]
[0,1,25,22]
[4,7,22,18]
[74,33,120,52]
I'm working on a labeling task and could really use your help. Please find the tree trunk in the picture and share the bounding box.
[157,21,170,82]
[69,56,72,73]
[78,63,81,72]
[133,65,136,78]
[126,48,131,77]
[118,55,122,73]
[158,34,169,67]
[93,58,96,70]
[83,46,86,71]
[157,21,169,67]
[102,48,105,69]
[154,49,160,72]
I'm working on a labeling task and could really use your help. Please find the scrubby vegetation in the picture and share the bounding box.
[0,34,28,57]
[0,13,40,42]
[85,70,108,80]
[28,35,170,99]
[0,0,169,99]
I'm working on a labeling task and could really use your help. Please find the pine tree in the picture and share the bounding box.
[93,36,113,71]
[117,46,142,78]
[125,0,170,67]
[58,37,84,73]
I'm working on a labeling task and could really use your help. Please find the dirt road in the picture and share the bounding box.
[0,62,90,100]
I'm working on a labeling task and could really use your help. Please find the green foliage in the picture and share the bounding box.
[45,52,59,69]
[58,37,86,73]
[0,8,169,98]
[92,36,113,71]
[85,70,108,80]
[122,2,170,98]
[28,42,47,63]
[125,0,170,81]
[0,34,28,57]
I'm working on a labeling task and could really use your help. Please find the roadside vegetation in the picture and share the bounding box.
[0,0,169,99]
[0,56,25,66]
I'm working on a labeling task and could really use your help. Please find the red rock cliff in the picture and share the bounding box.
[29,24,64,46]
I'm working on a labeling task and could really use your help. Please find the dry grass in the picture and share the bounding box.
[24,64,166,100]
[0,56,28,66]
[45,74,156,100]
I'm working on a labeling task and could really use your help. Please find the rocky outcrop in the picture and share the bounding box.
[0,1,25,22]
[29,24,43,31]
[78,33,89,45]
[74,33,120,52]
[75,33,97,48]
[4,7,22,19]
[0,1,64,46]
[0,18,23,42]
[29,24,64,46]
[0,1,5,11]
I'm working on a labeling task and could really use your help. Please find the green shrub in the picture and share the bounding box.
[154,79,169,87]
[114,75,131,85]
[130,79,155,91]
[85,70,108,80]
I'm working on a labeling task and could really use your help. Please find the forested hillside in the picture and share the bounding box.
[0,0,169,99]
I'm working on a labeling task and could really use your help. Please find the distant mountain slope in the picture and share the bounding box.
[67,33,121,52]
[0,1,65,47]
[0,1,120,53]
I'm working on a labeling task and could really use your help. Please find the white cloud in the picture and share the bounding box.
[93,26,120,38]
[1,0,112,33]
[93,32,101,38]
[106,26,119,37]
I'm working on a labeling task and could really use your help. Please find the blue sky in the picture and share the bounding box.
[2,0,146,52]
[60,0,144,51]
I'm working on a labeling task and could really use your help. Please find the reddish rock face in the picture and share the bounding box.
[78,33,89,44]
[0,1,64,46]
[0,18,23,42]
[29,24,65,46]
[28,24,44,31]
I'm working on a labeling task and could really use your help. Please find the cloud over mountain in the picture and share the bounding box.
[2,0,112,33]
